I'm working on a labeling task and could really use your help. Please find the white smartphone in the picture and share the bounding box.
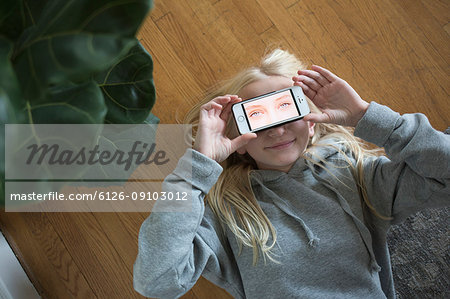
[232,85,310,134]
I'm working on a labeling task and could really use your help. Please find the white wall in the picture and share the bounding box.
[0,231,40,299]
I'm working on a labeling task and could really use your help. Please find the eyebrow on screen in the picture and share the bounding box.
[245,104,265,110]
[274,94,292,102]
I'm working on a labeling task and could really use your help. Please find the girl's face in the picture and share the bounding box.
[236,76,315,173]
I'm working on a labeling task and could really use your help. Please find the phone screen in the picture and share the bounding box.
[243,90,300,130]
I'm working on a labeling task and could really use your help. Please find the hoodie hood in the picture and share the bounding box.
[248,140,382,273]
[249,157,320,247]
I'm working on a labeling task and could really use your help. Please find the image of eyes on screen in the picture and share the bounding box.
[243,90,299,130]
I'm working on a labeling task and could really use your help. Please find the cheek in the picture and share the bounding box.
[245,137,261,152]
[237,134,262,155]
[287,120,308,132]
[244,136,267,157]
[288,121,314,143]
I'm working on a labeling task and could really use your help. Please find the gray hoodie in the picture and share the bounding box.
[133,102,450,298]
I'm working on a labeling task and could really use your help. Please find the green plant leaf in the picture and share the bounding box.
[0,37,25,122]
[144,112,160,125]
[27,80,107,124]
[2,80,107,205]
[11,0,154,101]
[0,0,22,41]
[0,0,48,42]
[0,36,25,206]
[2,0,156,206]
[14,33,137,100]
[23,0,153,41]
[0,88,13,206]
[15,0,153,58]
[85,112,159,182]
[96,42,156,124]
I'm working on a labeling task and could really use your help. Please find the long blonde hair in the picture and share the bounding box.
[184,49,390,266]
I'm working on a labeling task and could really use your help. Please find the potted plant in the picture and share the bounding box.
[0,0,158,205]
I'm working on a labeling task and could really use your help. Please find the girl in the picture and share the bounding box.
[133,49,449,299]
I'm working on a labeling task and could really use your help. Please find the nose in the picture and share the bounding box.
[267,125,287,137]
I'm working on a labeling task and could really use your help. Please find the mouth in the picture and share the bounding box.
[265,139,296,150]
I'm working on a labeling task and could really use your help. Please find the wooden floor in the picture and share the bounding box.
[1,0,449,298]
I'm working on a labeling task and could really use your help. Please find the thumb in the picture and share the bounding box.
[304,112,330,124]
[230,133,257,152]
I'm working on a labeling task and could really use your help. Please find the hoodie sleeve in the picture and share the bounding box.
[133,148,245,299]
[354,102,450,225]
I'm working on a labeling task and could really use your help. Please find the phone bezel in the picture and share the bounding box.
[232,86,309,135]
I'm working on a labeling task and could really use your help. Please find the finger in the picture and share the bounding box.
[311,65,339,82]
[199,108,209,122]
[209,95,233,107]
[215,95,239,103]
[210,95,239,117]
[296,69,329,86]
[201,101,220,111]
[208,106,215,118]
[303,112,330,124]
[294,74,322,91]
[205,102,222,117]
[220,97,241,121]
[293,81,316,101]
[202,99,226,110]
[229,96,242,103]
[223,94,239,99]
[230,133,257,152]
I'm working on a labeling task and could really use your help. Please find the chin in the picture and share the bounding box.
[270,157,298,168]
[275,151,302,163]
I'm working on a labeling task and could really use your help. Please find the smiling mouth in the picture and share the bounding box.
[266,139,296,150]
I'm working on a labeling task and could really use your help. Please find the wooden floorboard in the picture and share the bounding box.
[1,1,448,298]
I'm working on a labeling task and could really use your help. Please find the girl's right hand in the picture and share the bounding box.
[292,65,369,127]
[193,95,257,163]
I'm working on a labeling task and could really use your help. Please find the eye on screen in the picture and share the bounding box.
[243,90,299,130]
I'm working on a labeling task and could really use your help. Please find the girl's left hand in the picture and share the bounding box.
[292,65,369,127]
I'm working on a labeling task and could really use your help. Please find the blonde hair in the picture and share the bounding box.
[184,49,390,266]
